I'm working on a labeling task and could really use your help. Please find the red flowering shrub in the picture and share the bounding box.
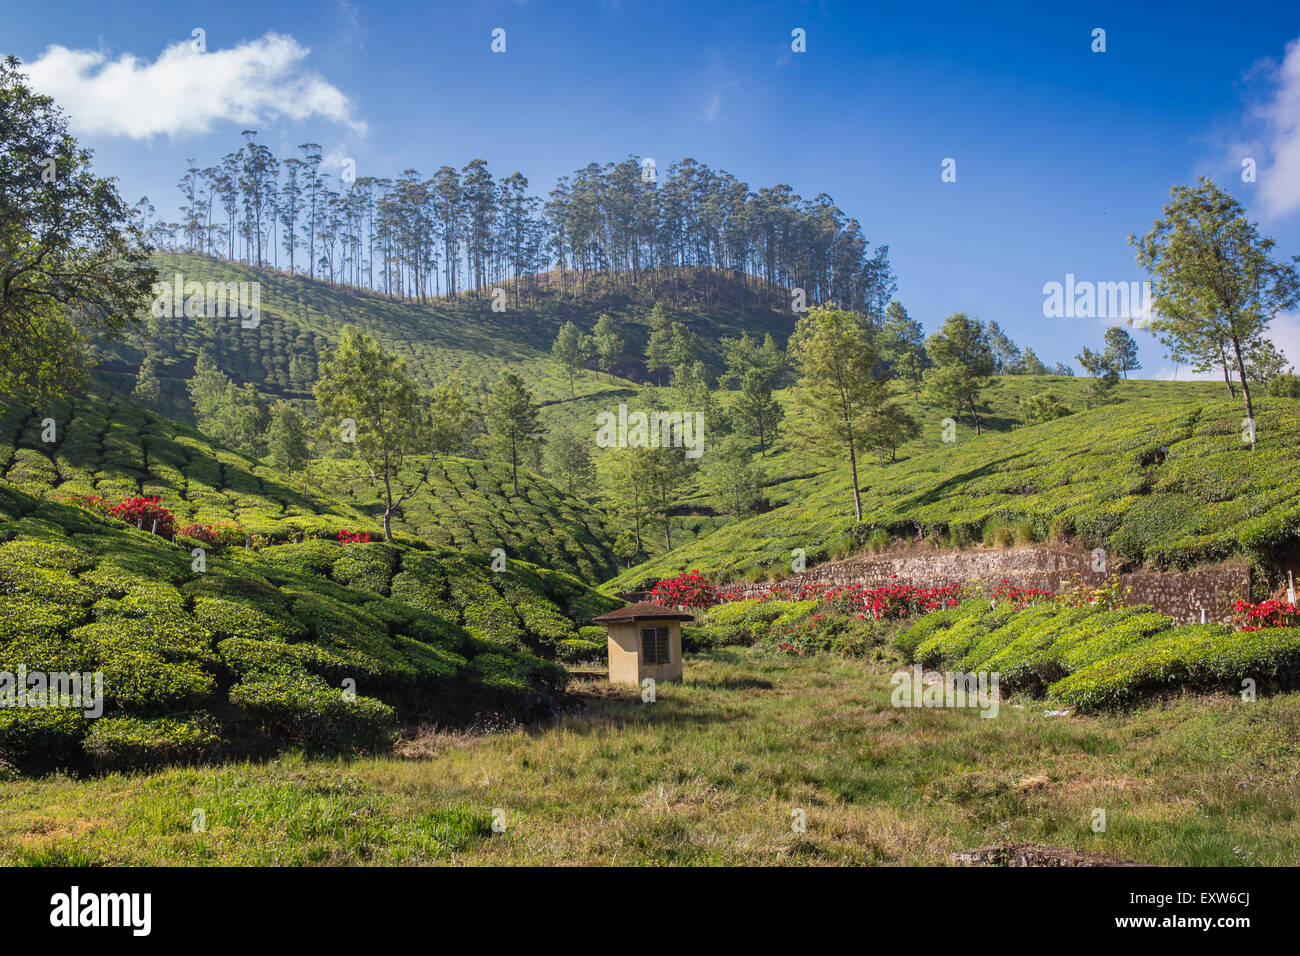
[178,521,246,548]
[991,579,1056,607]
[651,570,719,609]
[337,530,373,545]
[107,496,175,538]
[1232,599,1299,631]
[70,495,110,515]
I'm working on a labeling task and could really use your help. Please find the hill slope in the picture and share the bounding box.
[0,477,619,773]
[0,393,618,577]
[608,383,1300,590]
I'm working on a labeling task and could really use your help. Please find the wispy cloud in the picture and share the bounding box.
[22,33,366,140]
[1221,34,1300,221]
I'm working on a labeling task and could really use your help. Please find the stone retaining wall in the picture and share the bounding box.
[712,545,1252,624]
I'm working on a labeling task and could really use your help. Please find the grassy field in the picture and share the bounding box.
[4,646,1296,866]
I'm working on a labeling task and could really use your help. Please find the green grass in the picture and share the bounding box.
[2,648,1296,865]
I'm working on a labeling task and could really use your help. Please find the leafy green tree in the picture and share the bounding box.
[0,56,156,400]
[878,301,928,396]
[590,313,624,380]
[266,400,309,471]
[486,369,544,495]
[702,437,765,519]
[640,443,693,551]
[186,349,269,455]
[1076,346,1120,407]
[1244,339,1290,385]
[787,306,889,523]
[314,326,429,541]
[1019,392,1072,426]
[1266,372,1300,398]
[1052,362,1075,376]
[645,302,674,386]
[985,320,1023,374]
[667,320,699,384]
[132,355,163,408]
[1132,177,1300,436]
[546,428,596,496]
[288,354,314,391]
[612,530,640,568]
[1018,347,1049,376]
[551,320,592,398]
[733,367,784,455]
[428,379,478,456]
[862,400,920,463]
[606,446,654,556]
[1102,326,1141,378]
[922,313,995,435]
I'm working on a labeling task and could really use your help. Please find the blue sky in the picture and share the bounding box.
[7,0,1300,374]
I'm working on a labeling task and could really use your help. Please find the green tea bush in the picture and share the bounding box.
[228,673,397,751]
[83,713,221,769]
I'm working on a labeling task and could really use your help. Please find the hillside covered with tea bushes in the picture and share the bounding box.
[0,479,619,773]
[608,388,1300,590]
[313,456,619,581]
[895,599,1300,710]
[0,393,619,578]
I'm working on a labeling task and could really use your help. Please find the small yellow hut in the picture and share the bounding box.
[591,602,694,686]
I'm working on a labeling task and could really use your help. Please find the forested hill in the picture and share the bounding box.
[94,253,796,423]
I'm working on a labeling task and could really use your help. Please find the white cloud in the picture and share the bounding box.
[1237,36,1300,220]
[22,33,365,140]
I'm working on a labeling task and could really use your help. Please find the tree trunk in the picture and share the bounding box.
[382,470,394,541]
[969,398,982,436]
[846,432,862,523]
[1229,334,1256,449]
[1219,340,1236,398]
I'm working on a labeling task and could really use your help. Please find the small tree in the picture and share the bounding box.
[590,313,624,381]
[314,326,429,541]
[702,437,765,519]
[132,355,163,408]
[1019,393,1072,426]
[645,302,673,386]
[1102,326,1141,378]
[429,379,478,456]
[547,428,596,496]
[879,301,929,396]
[266,400,309,471]
[551,320,591,398]
[787,306,888,523]
[486,369,544,495]
[1076,346,1120,407]
[922,313,995,435]
[1132,177,1300,443]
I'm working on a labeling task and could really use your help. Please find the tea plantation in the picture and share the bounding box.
[313,456,620,581]
[608,386,1300,589]
[895,599,1300,710]
[0,467,619,773]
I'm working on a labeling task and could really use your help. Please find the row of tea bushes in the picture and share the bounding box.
[893,599,1300,709]
[0,480,619,773]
